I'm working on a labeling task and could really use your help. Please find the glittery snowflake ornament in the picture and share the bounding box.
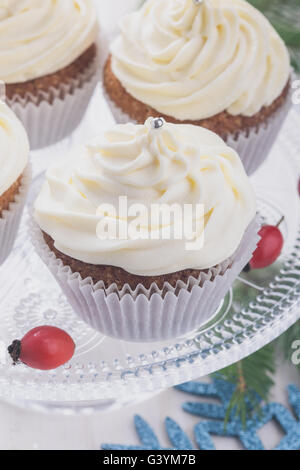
[101,380,300,451]
[177,380,300,450]
[102,415,194,451]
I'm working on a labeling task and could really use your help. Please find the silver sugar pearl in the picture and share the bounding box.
[151,118,164,130]
[193,0,203,5]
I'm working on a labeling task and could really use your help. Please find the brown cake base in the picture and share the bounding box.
[0,175,23,217]
[104,55,290,138]
[6,44,97,104]
[41,230,226,290]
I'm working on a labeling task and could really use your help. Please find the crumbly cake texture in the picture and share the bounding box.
[42,231,229,290]
[5,44,97,103]
[0,175,23,217]
[104,56,290,138]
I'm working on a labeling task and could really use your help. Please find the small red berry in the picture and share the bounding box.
[250,216,284,270]
[8,326,75,371]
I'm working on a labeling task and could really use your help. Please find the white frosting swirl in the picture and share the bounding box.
[0,0,98,84]
[111,0,290,120]
[0,99,29,196]
[34,120,256,276]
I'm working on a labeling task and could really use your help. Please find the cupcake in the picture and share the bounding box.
[104,0,291,175]
[1,0,99,150]
[0,99,30,265]
[32,118,258,342]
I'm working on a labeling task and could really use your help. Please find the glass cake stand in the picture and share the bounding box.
[0,87,299,415]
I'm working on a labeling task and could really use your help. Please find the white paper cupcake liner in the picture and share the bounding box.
[103,84,292,176]
[29,216,260,342]
[0,164,31,265]
[225,91,292,176]
[6,48,100,151]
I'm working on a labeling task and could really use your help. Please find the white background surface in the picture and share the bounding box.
[0,0,299,450]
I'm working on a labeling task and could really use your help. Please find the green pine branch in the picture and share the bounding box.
[215,343,276,427]
[215,320,300,426]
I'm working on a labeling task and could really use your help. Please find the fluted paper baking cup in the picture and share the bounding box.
[103,83,292,176]
[226,91,292,176]
[7,50,100,151]
[0,165,31,265]
[29,216,260,342]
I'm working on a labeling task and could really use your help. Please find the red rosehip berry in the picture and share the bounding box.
[250,216,284,270]
[8,326,75,371]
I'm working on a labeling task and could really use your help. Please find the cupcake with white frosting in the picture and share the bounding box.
[1,0,99,149]
[104,0,291,175]
[32,118,258,342]
[0,100,30,264]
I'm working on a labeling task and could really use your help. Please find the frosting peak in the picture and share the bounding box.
[34,120,256,276]
[111,0,290,120]
[0,0,98,84]
[0,100,29,196]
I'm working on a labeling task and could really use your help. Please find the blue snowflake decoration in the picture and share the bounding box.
[101,380,300,451]
[177,380,300,450]
[102,415,194,450]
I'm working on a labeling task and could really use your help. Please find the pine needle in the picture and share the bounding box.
[215,343,276,427]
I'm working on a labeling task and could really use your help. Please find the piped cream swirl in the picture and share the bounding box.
[111,0,290,120]
[0,99,29,196]
[0,0,98,84]
[34,119,256,276]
